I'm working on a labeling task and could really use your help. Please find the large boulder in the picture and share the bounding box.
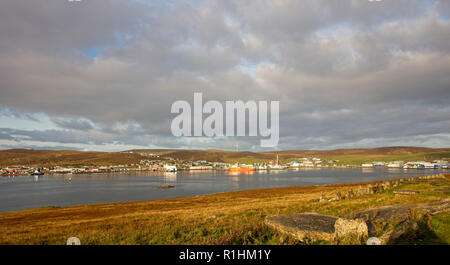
[357,185,365,196]
[417,198,450,215]
[265,213,368,243]
[266,199,449,245]
[352,204,416,235]
[393,190,421,195]
[334,218,368,241]
[265,213,338,242]
[351,199,450,241]
[319,193,328,202]
[380,220,419,245]
[346,189,355,199]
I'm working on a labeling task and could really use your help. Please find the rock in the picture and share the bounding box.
[335,218,368,241]
[351,199,450,236]
[334,191,342,201]
[417,198,450,215]
[352,204,417,235]
[346,189,354,199]
[434,188,450,192]
[357,186,365,196]
[393,190,421,195]
[266,199,450,245]
[377,183,384,192]
[430,182,446,186]
[265,213,369,243]
[380,220,419,245]
[319,193,328,202]
[367,184,374,195]
[265,213,338,242]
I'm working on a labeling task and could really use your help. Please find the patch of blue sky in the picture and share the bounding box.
[0,112,59,131]
[236,61,257,78]
[80,34,135,59]
[366,0,435,26]
[80,47,100,59]
[313,22,352,40]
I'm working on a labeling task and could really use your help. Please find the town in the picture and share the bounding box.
[1,152,448,176]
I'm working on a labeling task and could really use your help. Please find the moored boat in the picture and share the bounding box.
[229,164,255,172]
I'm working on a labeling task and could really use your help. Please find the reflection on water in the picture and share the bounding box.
[0,168,448,212]
[229,171,254,176]
[162,172,177,182]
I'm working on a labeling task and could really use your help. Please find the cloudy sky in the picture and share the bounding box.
[0,0,449,151]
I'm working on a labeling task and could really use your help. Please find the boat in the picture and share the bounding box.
[164,165,178,172]
[30,169,44,176]
[387,162,403,168]
[289,162,301,168]
[229,164,255,172]
[268,154,288,170]
[268,164,288,170]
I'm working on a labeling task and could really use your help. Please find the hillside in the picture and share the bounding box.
[0,149,144,167]
[0,146,449,167]
[135,146,450,164]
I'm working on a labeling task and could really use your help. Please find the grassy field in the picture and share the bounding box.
[0,174,448,245]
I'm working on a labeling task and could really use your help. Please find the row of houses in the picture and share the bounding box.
[0,165,142,176]
[361,160,449,169]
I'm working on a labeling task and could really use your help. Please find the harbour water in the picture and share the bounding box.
[0,168,448,212]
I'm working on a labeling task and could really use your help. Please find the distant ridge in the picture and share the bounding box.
[130,146,450,163]
[0,146,449,167]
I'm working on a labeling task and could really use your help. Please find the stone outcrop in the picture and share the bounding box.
[267,199,449,245]
[393,190,421,195]
[380,220,419,245]
[265,213,338,242]
[346,189,355,199]
[350,199,450,243]
[366,184,374,195]
[334,218,368,241]
[434,188,450,192]
[352,203,416,235]
[357,185,365,196]
[265,213,368,243]
[416,198,450,215]
[317,174,448,202]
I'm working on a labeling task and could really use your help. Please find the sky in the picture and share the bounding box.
[0,0,449,152]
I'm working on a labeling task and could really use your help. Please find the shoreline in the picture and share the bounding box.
[2,166,449,177]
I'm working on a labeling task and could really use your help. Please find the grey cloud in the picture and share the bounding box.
[51,117,94,131]
[0,0,449,151]
[0,0,148,55]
